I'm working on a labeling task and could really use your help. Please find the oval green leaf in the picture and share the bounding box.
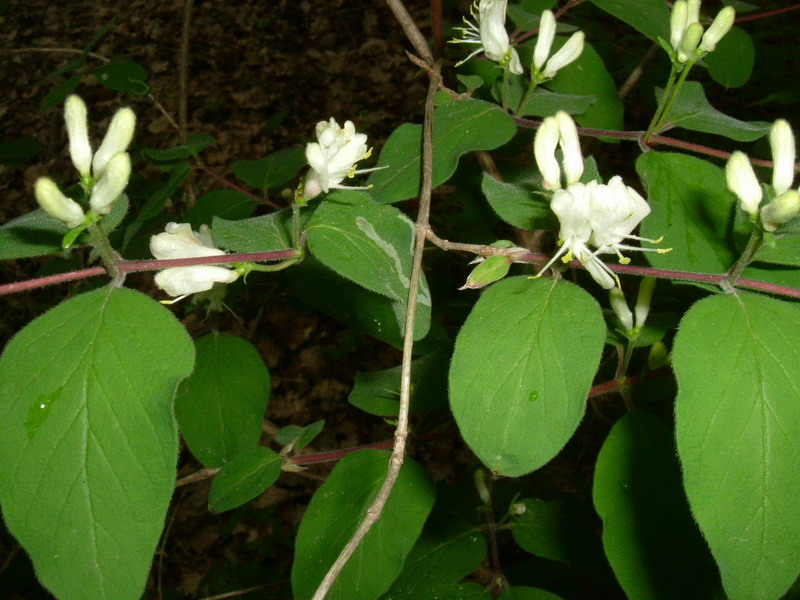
[175,333,270,468]
[292,449,436,600]
[367,98,516,204]
[593,412,720,599]
[208,446,282,513]
[0,287,194,600]
[449,277,605,477]
[674,292,800,600]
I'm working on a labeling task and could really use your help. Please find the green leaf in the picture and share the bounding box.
[481,172,554,230]
[93,60,150,95]
[510,498,608,574]
[208,446,282,513]
[0,136,45,165]
[123,162,190,249]
[517,88,596,118]
[213,207,296,253]
[637,152,737,274]
[501,588,564,600]
[656,81,770,141]
[0,194,129,260]
[593,412,720,599]
[367,98,517,204]
[232,147,306,189]
[427,582,491,599]
[540,40,624,131]
[40,74,82,111]
[450,277,605,476]
[273,420,325,451]
[185,190,257,229]
[753,231,800,267]
[382,520,486,599]
[0,287,194,600]
[143,135,216,162]
[705,27,754,88]
[674,292,800,600]
[588,0,670,42]
[292,449,436,600]
[287,257,428,349]
[306,191,431,340]
[175,334,270,468]
[348,351,449,417]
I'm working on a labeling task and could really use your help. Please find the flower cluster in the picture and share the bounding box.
[669,0,735,63]
[532,10,584,82]
[34,95,135,227]
[726,120,800,231]
[451,0,523,75]
[150,223,239,300]
[304,118,377,200]
[533,112,665,289]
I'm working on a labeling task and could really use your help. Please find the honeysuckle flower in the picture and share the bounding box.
[59,95,136,218]
[304,118,379,200]
[726,119,800,229]
[726,151,763,216]
[34,177,85,227]
[451,0,523,75]
[534,111,584,190]
[150,223,239,299]
[669,0,735,63]
[533,112,666,289]
[531,10,584,81]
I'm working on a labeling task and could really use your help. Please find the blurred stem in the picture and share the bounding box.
[646,59,696,142]
[644,66,678,142]
[501,66,510,112]
[87,220,119,279]
[515,77,539,117]
[292,202,302,250]
[727,227,764,287]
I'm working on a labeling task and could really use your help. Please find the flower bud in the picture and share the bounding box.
[542,31,585,79]
[726,151,763,216]
[761,190,800,232]
[686,0,701,26]
[474,469,491,505]
[610,287,633,332]
[634,277,656,330]
[35,177,85,227]
[93,107,136,179]
[556,111,583,186]
[769,119,796,196]
[89,152,131,214]
[534,117,561,191]
[699,7,735,53]
[670,1,688,51]
[533,10,556,71]
[648,341,670,371]
[459,254,512,290]
[677,22,703,63]
[64,95,92,177]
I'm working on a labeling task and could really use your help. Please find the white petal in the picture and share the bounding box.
[93,107,136,179]
[556,111,583,186]
[35,177,85,227]
[542,31,584,79]
[534,117,562,190]
[533,10,556,70]
[150,222,226,260]
[726,151,762,215]
[155,266,238,297]
[770,119,795,195]
[65,95,92,177]
[670,0,688,51]
[89,152,131,214]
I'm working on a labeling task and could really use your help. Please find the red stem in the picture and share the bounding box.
[735,3,800,22]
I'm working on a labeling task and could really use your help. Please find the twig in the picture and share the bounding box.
[309,59,443,600]
[385,0,434,64]
[179,0,194,145]
[198,584,272,600]
[735,3,800,22]
[190,163,282,209]
[514,0,587,45]
[618,43,659,99]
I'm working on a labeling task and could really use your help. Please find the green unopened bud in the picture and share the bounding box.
[726,151,762,216]
[459,255,512,290]
[34,177,85,228]
[474,470,491,505]
[635,277,656,330]
[609,287,633,332]
[648,341,670,371]
[699,7,735,53]
[669,1,688,51]
[761,190,800,232]
[89,152,131,215]
[677,22,703,63]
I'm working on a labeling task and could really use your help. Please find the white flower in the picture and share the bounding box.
[150,223,239,298]
[451,0,523,75]
[699,7,735,53]
[534,111,584,191]
[726,151,763,215]
[770,119,795,196]
[588,176,652,262]
[669,0,735,62]
[63,95,135,215]
[304,118,379,200]
[531,10,584,80]
[762,190,800,232]
[34,177,85,227]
